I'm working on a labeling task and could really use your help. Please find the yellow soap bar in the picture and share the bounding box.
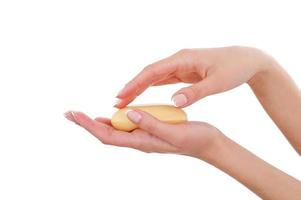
[111,105,187,131]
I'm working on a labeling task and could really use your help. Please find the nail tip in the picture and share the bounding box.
[126,109,141,124]
[171,94,187,107]
[114,98,122,105]
[64,112,73,121]
[64,111,78,123]
[125,109,133,116]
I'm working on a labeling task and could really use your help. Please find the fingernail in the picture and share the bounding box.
[114,98,122,106]
[172,94,187,107]
[64,111,76,122]
[126,110,142,124]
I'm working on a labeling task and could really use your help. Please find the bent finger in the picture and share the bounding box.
[115,58,179,108]
[172,75,220,107]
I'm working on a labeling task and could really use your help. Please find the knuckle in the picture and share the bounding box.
[128,80,143,93]
[185,86,199,100]
[133,81,143,91]
[142,65,160,82]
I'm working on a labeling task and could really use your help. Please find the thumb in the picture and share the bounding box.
[126,109,180,142]
[172,76,218,107]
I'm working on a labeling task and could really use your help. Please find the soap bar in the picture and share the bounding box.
[111,105,187,131]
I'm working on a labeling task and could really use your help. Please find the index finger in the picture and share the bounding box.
[115,57,177,108]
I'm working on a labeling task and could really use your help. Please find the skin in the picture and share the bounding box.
[65,46,301,199]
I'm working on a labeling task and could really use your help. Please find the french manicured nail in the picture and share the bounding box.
[172,94,187,107]
[126,110,142,124]
[64,111,76,122]
[64,111,81,125]
[114,98,122,106]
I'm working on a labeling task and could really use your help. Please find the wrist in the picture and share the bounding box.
[196,131,230,163]
[247,53,280,90]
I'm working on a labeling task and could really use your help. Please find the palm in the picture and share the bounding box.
[67,111,218,157]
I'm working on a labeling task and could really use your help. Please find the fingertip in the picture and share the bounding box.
[116,85,131,99]
[113,103,124,109]
[113,97,132,109]
[113,98,124,108]
[64,111,75,122]
[64,110,84,125]
[126,109,142,124]
[171,93,188,107]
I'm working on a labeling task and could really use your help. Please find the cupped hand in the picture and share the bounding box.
[115,46,273,108]
[64,110,222,159]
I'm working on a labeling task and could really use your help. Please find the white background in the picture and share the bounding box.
[1,0,301,199]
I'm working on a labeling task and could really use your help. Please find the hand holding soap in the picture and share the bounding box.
[111,105,187,131]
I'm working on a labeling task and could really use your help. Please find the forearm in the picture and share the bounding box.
[202,134,301,200]
[248,60,301,155]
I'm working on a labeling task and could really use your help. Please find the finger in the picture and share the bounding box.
[94,117,112,126]
[64,111,77,124]
[114,95,137,109]
[117,58,175,98]
[115,58,178,108]
[172,76,219,107]
[69,111,120,144]
[115,77,181,108]
[70,111,177,153]
[126,109,181,144]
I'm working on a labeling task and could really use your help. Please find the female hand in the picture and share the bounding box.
[64,110,222,160]
[64,109,301,200]
[115,46,273,108]
[64,46,301,199]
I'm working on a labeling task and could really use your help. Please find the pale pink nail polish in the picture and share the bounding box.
[115,98,122,105]
[64,111,75,122]
[172,94,187,107]
[126,110,142,124]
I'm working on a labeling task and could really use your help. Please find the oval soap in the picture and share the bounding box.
[111,105,187,131]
